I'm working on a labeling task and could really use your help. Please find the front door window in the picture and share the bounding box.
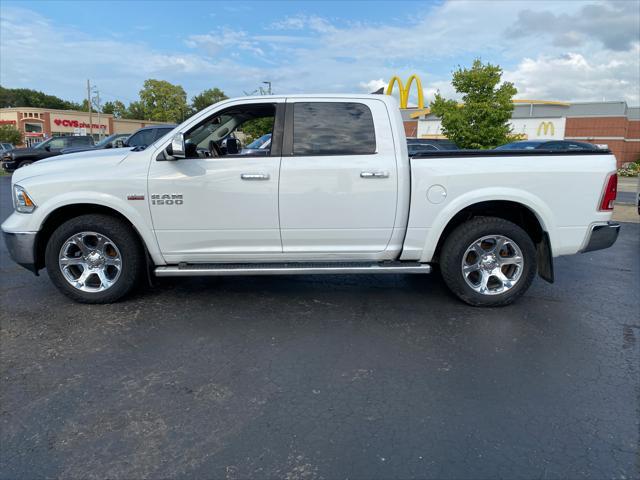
[182,104,276,158]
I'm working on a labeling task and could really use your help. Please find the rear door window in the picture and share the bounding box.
[71,137,92,146]
[49,138,66,150]
[292,102,376,156]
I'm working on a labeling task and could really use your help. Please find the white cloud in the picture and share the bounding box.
[505,46,640,103]
[270,15,335,34]
[506,0,640,51]
[359,79,387,93]
[0,7,265,101]
[185,29,264,57]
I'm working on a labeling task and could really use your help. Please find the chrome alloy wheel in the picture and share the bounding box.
[461,235,524,295]
[58,232,122,292]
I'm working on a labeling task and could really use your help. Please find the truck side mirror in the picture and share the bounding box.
[169,133,185,159]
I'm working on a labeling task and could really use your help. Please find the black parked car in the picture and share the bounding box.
[2,136,94,171]
[60,133,130,155]
[495,140,600,151]
[123,125,176,148]
[0,143,14,155]
[407,138,459,156]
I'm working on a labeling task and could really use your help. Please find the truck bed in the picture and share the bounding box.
[402,149,616,262]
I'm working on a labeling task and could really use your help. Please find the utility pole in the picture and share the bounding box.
[87,79,93,138]
[92,86,102,141]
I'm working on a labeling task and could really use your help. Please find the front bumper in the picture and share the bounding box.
[2,160,18,171]
[2,230,38,274]
[581,222,620,253]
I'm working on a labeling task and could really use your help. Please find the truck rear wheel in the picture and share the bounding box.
[439,216,536,306]
[45,214,144,303]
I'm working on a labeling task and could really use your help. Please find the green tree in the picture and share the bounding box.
[102,101,115,115]
[191,88,227,114]
[138,79,188,123]
[241,117,273,143]
[124,101,147,120]
[430,59,517,149]
[0,125,22,145]
[0,86,82,110]
[102,100,127,118]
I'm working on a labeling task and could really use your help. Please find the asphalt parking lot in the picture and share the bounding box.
[1,174,638,479]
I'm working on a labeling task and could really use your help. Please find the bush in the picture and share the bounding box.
[617,161,640,177]
[0,124,22,145]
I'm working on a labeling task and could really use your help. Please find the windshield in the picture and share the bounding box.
[32,138,53,149]
[246,133,272,149]
[495,142,542,150]
[93,134,120,148]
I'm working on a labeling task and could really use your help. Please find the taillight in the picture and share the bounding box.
[598,173,617,211]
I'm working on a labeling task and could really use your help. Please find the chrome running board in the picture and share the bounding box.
[154,261,431,277]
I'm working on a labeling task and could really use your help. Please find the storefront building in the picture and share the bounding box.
[404,100,640,167]
[0,107,171,147]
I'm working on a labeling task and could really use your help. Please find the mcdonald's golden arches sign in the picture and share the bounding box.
[386,75,425,109]
[537,121,555,136]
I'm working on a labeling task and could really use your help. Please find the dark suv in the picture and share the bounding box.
[60,133,130,155]
[495,140,600,151]
[123,125,176,148]
[407,138,459,156]
[2,136,94,171]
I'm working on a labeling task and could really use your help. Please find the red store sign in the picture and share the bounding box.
[0,120,17,126]
[53,118,107,130]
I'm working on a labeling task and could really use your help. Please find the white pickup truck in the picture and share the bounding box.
[2,95,620,306]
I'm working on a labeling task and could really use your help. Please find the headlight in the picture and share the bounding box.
[13,185,36,213]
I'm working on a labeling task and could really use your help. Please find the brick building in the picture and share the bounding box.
[0,107,171,147]
[403,100,640,167]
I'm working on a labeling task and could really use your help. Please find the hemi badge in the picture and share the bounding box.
[127,194,145,201]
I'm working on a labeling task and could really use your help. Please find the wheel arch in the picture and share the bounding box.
[15,156,39,166]
[34,203,158,271]
[427,199,554,283]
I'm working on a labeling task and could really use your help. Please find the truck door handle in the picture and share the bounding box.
[360,171,389,179]
[241,173,270,180]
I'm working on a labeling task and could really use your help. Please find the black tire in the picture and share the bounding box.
[45,214,145,303]
[439,216,537,307]
[17,160,33,168]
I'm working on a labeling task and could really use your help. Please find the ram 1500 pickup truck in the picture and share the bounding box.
[1,95,620,306]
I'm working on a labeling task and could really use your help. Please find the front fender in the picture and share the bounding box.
[2,191,166,267]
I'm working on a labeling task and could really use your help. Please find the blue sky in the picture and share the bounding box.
[1,1,638,106]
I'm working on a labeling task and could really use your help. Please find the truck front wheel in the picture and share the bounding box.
[439,216,537,306]
[44,214,145,303]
